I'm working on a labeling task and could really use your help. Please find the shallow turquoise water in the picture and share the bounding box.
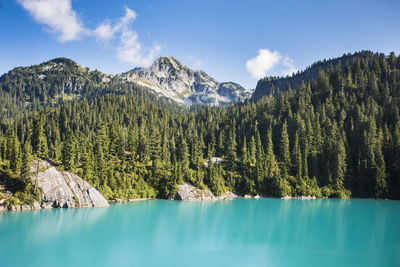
[1,198,399,267]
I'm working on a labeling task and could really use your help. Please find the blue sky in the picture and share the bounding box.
[0,0,399,88]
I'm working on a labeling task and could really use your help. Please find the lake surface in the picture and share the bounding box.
[0,198,399,267]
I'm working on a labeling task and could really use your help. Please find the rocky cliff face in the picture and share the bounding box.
[31,160,109,208]
[0,160,109,212]
[176,182,237,201]
[120,57,251,106]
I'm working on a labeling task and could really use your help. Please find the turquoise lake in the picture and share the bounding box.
[1,198,399,267]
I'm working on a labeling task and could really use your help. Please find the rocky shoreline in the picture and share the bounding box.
[1,176,324,213]
[175,182,238,201]
[0,160,109,212]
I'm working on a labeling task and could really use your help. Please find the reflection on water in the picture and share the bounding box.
[0,199,399,267]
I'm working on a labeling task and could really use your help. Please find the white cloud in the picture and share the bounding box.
[246,49,297,79]
[94,7,161,67]
[93,7,136,41]
[194,60,203,69]
[93,22,115,41]
[18,2,161,68]
[117,29,162,67]
[281,56,297,76]
[17,0,85,42]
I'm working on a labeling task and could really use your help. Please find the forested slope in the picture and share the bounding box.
[252,51,400,100]
[1,51,399,204]
[0,57,174,121]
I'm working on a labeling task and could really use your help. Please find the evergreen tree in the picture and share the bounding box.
[61,130,75,170]
[20,143,32,189]
[8,131,21,173]
[263,128,280,195]
[31,116,48,157]
[291,132,302,180]
[177,135,189,171]
[278,121,291,176]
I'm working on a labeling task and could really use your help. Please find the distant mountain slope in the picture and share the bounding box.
[0,57,123,120]
[0,57,250,121]
[120,56,251,105]
[251,51,389,100]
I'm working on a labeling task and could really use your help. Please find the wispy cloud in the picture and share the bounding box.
[93,6,136,42]
[17,0,86,42]
[117,25,162,67]
[246,49,297,79]
[186,54,204,70]
[18,1,161,67]
[194,60,203,69]
[94,7,161,67]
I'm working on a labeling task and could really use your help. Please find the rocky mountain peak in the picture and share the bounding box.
[151,56,186,70]
[0,56,252,109]
[120,56,251,106]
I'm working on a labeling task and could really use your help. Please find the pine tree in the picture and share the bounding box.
[225,127,237,164]
[332,130,347,188]
[161,130,170,162]
[177,135,189,171]
[0,136,6,161]
[240,137,249,165]
[217,131,225,157]
[93,140,106,187]
[8,131,20,173]
[82,146,94,182]
[61,130,75,170]
[291,132,302,180]
[249,135,256,166]
[31,116,48,157]
[278,121,290,176]
[20,143,32,189]
[149,126,161,170]
[190,138,203,170]
[138,123,149,162]
[207,163,226,196]
[264,128,280,195]
[373,129,388,198]
[255,130,265,190]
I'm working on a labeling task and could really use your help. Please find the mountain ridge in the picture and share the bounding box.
[251,50,393,100]
[0,56,250,116]
[120,56,251,105]
[251,50,394,101]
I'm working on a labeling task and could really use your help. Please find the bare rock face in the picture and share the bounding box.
[176,182,237,201]
[31,160,109,208]
[120,57,251,106]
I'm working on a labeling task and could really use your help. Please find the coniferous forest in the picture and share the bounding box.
[1,51,400,203]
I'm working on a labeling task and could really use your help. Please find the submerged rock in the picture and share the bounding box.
[32,201,41,210]
[281,195,317,200]
[176,182,237,201]
[296,196,317,200]
[222,191,238,200]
